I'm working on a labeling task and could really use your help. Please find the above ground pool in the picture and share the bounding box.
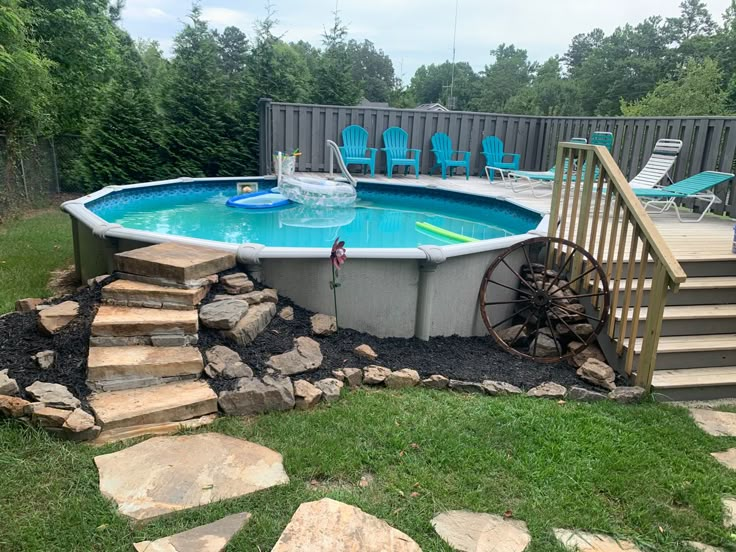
[63,176,548,339]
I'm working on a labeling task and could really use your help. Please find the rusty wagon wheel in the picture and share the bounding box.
[478,236,611,363]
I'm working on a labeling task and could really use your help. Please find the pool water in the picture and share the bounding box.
[89,181,541,248]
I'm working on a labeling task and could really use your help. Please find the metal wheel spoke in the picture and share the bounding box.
[485,299,531,306]
[555,265,598,294]
[543,310,563,357]
[553,314,588,344]
[501,258,536,294]
[560,291,607,300]
[491,304,533,330]
[486,279,533,297]
[545,248,575,292]
[511,310,534,344]
[551,302,603,323]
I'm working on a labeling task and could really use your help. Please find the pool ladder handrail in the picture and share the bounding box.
[326,139,357,187]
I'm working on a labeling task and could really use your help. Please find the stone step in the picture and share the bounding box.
[87,346,204,392]
[101,279,209,310]
[115,243,235,284]
[91,305,198,338]
[89,380,217,430]
[652,367,736,401]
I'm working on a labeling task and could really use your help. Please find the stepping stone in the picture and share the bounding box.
[690,409,736,437]
[133,511,250,552]
[554,529,641,551]
[91,305,198,337]
[92,414,217,446]
[271,498,420,551]
[89,380,217,430]
[87,346,204,391]
[723,497,736,527]
[94,433,289,522]
[115,243,235,283]
[102,279,209,309]
[431,510,531,552]
[712,448,736,470]
[222,302,276,345]
[685,541,725,552]
[38,300,78,334]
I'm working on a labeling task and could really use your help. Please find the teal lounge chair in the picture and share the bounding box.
[481,136,520,182]
[429,132,471,180]
[590,131,614,151]
[507,137,587,196]
[340,125,377,177]
[633,170,734,222]
[382,127,421,178]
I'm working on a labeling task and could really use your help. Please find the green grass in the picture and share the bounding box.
[1,390,736,551]
[0,209,74,313]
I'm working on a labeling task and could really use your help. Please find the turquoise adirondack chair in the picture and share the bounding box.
[481,136,520,181]
[382,127,421,178]
[429,133,471,180]
[590,131,614,151]
[339,125,377,177]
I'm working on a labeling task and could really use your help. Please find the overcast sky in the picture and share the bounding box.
[121,0,733,81]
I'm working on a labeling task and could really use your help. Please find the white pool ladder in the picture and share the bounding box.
[326,140,357,187]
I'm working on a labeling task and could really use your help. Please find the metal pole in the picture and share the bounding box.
[448,0,459,109]
[50,137,61,193]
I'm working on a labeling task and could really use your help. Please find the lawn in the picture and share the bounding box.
[0,209,74,313]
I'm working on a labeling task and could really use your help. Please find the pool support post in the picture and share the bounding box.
[415,246,447,340]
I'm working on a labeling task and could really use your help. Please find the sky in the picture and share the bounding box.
[121,0,733,81]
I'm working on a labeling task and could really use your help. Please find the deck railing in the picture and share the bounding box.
[548,143,687,388]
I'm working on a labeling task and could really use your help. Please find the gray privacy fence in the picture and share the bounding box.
[258,99,736,216]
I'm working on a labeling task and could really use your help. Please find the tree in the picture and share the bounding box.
[346,39,397,103]
[313,11,360,105]
[505,57,581,115]
[216,26,249,79]
[667,0,716,43]
[409,61,479,110]
[620,58,729,116]
[136,39,170,107]
[469,44,533,113]
[563,29,605,76]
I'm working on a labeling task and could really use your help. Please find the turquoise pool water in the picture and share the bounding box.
[89,181,541,248]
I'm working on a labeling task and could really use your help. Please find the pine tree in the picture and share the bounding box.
[314,11,361,105]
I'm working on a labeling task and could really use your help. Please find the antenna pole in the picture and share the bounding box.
[448,0,459,109]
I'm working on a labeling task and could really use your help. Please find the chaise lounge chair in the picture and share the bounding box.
[340,125,378,177]
[382,127,421,178]
[429,132,471,180]
[480,136,520,182]
[629,138,683,189]
[633,170,734,222]
[506,137,587,196]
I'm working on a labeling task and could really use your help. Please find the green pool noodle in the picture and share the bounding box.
[415,221,479,243]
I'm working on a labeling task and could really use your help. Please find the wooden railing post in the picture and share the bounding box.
[635,261,670,388]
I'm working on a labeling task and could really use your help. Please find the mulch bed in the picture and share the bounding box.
[0,270,600,410]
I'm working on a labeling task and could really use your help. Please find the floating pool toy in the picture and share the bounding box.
[278,204,356,229]
[226,190,291,209]
[415,221,479,243]
[277,175,357,208]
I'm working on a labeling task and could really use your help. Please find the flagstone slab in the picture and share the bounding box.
[271,498,421,551]
[689,409,736,437]
[95,433,289,522]
[685,541,725,552]
[115,243,235,283]
[431,510,531,552]
[554,529,641,551]
[723,497,736,527]
[712,448,736,470]
[133,511,250,552]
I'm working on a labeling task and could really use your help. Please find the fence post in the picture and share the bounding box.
[50,137,60,193]
[258,98,273,175]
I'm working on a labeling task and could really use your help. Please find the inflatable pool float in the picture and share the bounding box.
[226,190,291,209]
[278,205,356,229]
[276,175,357,208]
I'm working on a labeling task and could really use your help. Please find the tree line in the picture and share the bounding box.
[1,0,735,196]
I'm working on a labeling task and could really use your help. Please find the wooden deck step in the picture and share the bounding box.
[627,334,736,370]
[615,305,736,336]
[610,276,736,306]
[91,305,198,338]
[87,346,204,392]
[114,242,235,284]
[652,367,736,401]
[89,380,217,431]
[101,279,209,310]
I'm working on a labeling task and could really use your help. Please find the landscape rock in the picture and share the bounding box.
[32,350,55,370]
[422,374,450,389]
[266,336,323,376]
[529,333,561,357]
[724,497,736,527]
[496,324,528,345]
[711,448,736,470]
[690,409,736,437]
[95,433,289,522]
[278,306,294,320]
[385,369,421,389]
[87,274,110,288]
[685,541,725,552]
[214,289,278,305]
[314,378,343,402]
[199,299,249,330]
[31,406,72,427]
[62,408,96,433]
[221,302,276,345]
[218,375,295,415]
[567,386,607,402]
[362,365,392,385]
[0,395,30,417]
[449,379,485,394]
[568,341,607,369]
[431,510,531,552]
[16,298,42,312]
[220,272,254,294]
[311,313,337,336]
[25,381,80,409]
[37,300,79,334]
[293,380,322,410]
[354,344,378,361]
[482,380,523,396]
[608,386,645,404]
[134,512,251,552]
[204,345,253,379]
[527,381,567,399]
[554,528,641,551]
[577,358,616,390]
[0,370,19,396]
[271,498,421,552]
[342,367,363,388]
[331,370,346,381]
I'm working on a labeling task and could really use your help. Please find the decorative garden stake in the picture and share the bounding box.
[330,237,347,328]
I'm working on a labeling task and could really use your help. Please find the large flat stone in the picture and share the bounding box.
[554,529,641,551]
[218,375,294,415]
[94,433,289,522]
[115,243,235,283]
[25,381,81,409]
[221,302,276,345]
[723,497,736,527]
[91,306,198,337]
[712,448,736,470]
[89,380,217,430]
[133,511,251,552]
[271,498,421,551]
[38,301,78,334]
[87,346,204,391]
[102,279,208,309]
[431,510,531,552]
[91,414,217,445]
[690,409,736,437]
